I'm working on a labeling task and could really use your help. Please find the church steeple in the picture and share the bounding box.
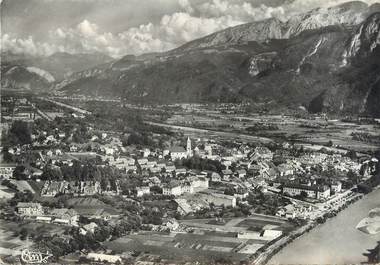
[186,137,192,157]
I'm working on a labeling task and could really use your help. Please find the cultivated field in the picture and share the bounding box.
[104,215,294,263]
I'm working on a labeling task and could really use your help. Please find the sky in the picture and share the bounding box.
[1,0,378,58]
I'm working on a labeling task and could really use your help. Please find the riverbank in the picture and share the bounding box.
[268,187,380,264]
[249,190,364,265]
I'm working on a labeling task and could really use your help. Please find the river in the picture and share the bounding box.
[269,188,380,264]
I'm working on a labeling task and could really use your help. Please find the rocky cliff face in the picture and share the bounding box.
[174,1,379,52]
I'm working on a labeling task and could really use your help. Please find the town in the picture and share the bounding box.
[1,94,380,264]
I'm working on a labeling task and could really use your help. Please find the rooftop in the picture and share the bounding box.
[170,146,186,153]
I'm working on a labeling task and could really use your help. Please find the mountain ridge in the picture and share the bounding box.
[2,1,380,117]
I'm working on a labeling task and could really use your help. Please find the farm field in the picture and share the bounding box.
[104,215,294,263]
[165,113,380,154]
[0,219,66,256]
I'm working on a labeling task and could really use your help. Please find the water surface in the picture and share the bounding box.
[269,189,380,264]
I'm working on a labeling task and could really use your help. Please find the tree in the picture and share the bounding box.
[2,147,13,162]
[300,191,308,199]
[224,187,235,196]
[19,227,28,240]
[346,150,358,160]
[9,121,32,145]
[13,165,27,180]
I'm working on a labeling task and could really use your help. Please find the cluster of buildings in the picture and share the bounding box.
[1,97,37,123]
[16,203,79,226]
[16,197,121,226]
[41,180,118,197]
[162,175,209,196]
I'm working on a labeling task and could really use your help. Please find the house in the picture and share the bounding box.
[189,176,209,189]
[236,169,247,178]
[125,164,137,173]
[0,163,16,179]
[222,169,233,181]
[165,164,176,172]
[156,161,166,170]
[204,145,213,156]
[234,188,249,199]
[175,167,187,176]
[103,147,115,155]
[251,146,273,161]
[36,216,52,223]
[17,202,43,216]
[32,168,43,178]
[222,160,232,169]
[86,253,121,263]
[277,164,294,177]
[80,222,98,235]
[149,167,161,173]
[137,158,148,165]
[162,181,183,196]
[136,186,150,197]
[69,145,79,152]
[143,148,151,157]
[55,149,62,156]
[211,172,222,182]
[110,156,135,169]
[181,183,194,194]
[51,208,79,226]
[166,218,179,231]
[163,149,170,157]
[276,204,296,218]
[80,181,101,195]
[330,181,342,193]
[146,159,157,168]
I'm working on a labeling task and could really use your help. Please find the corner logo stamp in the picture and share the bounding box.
[21,249,53,264]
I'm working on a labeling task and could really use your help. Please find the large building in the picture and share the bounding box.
[17,202,44,216]
[162,181,183,196]
[170,137,193,160]
[283,183,330,199]
[0,163,16,179]
[50,208,79,226]
[169,146,188,160]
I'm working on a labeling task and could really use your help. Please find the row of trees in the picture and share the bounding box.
[41,160,120,182]
[174,156,224,173]
[1,121,32,148]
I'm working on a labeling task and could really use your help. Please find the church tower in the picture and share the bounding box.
[186,137,192,157]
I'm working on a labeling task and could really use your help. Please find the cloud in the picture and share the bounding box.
[2,13,243,58]
[1,34,64,56]
[2,0,377,58]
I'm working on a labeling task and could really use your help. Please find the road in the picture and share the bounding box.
[38,97,92,115]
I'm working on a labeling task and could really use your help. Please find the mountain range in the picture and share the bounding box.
[2,1,380,117]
